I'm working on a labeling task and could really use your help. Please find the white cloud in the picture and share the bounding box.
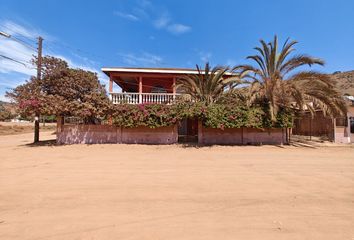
[0,20,108,91]
[1,20,53,41]
[0,95,9,102]
[1,20,38,39]
[138,0,152,8]
[118,52,163,66]
[52,54,108,85]
[114,11,139,21]
[0,74,28,89]
[0,38,36,75]
[114,2,192,35]
[0,19,50,76]
[199,51,212,63]
[226,59,237,67]
[0,74,29,102]
[153,14,170,29]
[153,13,191,35]
[167,24,191,35]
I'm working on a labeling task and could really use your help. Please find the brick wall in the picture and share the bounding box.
[57,124,178,144]
[198,122,287,145]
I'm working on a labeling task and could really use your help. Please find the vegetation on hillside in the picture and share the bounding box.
[0,102,17,121]
[332,71,354,96]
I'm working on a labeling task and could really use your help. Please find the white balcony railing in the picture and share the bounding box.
[110,92,183,104]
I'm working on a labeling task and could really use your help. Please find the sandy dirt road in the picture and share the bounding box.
[0,122,56,136]
[0,132,353,240]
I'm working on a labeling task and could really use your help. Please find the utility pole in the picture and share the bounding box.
[34,37,43,143]
[0,30,42,143]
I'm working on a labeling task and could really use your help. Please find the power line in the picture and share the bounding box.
[1,26,168,91]
[0,23,38,44]
[0,54,33,68]
[0,31,37,52]
[0,25,37,52]
[0,45,35,59]
[9,35,37,51]
[0,29,39,72]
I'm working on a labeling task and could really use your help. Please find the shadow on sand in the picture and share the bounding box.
[289,141,317,148]
[21,139,319,149]
[179,142,299,149]
[23,139,58,147]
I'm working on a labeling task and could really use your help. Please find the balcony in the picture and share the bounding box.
[110,92,183,104]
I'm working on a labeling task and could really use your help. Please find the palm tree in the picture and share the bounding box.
[176,63,240,105]
[233,35,346,120]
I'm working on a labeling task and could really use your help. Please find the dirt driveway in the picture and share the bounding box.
[0,132,353,240]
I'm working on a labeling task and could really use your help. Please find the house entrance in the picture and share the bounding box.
[178,118,198,143]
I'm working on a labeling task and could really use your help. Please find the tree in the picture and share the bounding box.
[233,35,347,121]
[176,63,241,105]
[0,103,15,121]
[6,56,110,124]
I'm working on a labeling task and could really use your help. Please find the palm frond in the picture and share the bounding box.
[280,55,325,75]
[231,35,347,121]
[176,63,238,105]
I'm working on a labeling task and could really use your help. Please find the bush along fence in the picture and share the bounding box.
[109,103,293,129]
[56,103,293,145]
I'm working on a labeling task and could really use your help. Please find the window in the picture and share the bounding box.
[336,117,348,127]
[350,117,354,134]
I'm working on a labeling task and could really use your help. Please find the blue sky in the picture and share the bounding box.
[1,0,354,101]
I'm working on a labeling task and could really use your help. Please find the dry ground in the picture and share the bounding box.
[0,132,353,240]
[0,122,56,136]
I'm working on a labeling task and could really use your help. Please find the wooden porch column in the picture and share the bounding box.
[109,74,113,92]
[173,77,176,100]
[138,76,143,104]
[108,75,113,124]
[109,75,113,102]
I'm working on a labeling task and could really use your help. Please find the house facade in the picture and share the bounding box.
[102,67,198,104]
[56,67,288,145]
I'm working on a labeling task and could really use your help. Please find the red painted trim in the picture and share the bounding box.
[110,72,183,78]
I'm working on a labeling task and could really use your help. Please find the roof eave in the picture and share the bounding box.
[101,67,234,76]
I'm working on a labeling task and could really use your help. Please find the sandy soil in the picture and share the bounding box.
[0,122,56,136]
[0,132,353,240]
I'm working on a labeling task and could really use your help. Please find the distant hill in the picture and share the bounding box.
[0,101,9,108]
[331,71,354,96]
[0,101,11,107]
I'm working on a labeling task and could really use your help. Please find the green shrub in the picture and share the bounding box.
[110,102,293,129]
[112,104,179,128]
